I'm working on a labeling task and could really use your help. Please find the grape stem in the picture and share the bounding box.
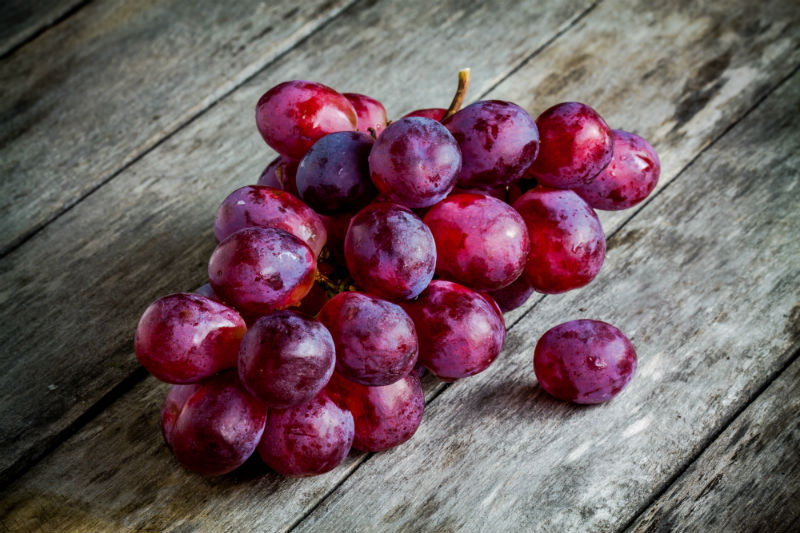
[314,269,356,297]
[442,68,471,121]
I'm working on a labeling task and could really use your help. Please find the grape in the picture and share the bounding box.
[527,102,614,188]
[402,108,446,121]
[534,319,637,404]
[214,185,327,257]
[318,211,354,267]
[423,193,529,291]
[255,80,357,160]
[258,156,300,197]
[296,280,330,316]
[442,100,539,189]
[326,371,424,452]
[238,310,335,409]
[368,117,461,208]
[135,293,246,384]
[209,227,315,315]
[344,93,388,137]
[296,131,376,214]
[344,202,436,300]
[450,185,507,202]
[194,283,220,301]
[258,391,354,477]
[165,372,268,476]
[318,292,418,386]
[573,130,660,210]
[488,275,535,313]
[402,280,505,380]
[513,187,605,294]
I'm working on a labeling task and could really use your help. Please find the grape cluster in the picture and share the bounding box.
[135,70,659,478]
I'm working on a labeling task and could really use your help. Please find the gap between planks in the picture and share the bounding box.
[0,0,93,60]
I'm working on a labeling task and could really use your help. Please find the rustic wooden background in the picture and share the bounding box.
[1,0,798,531]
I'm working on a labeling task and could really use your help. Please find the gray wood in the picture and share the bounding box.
[0,0,354,255]
[627,356,800,533]
[291,67,800,533]
[0,0,85,57]
[0,0,596,488]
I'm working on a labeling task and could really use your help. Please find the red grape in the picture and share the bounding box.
[402,108,447,121]
[255,80,357,159]
[534,319,637,404]
[344,93,387,137]
[161,383,201,449]
[135,293,246,383]
[488,275,535,313]
[527,102,614,188]
[423,193,529,291]
[258,391,354,477]
[208,227,315,315]
[326,371,424,452]
[238,310,335,409]
[257,155,300,197]
[344,202,436,300]
[402,280,505,380]
[165,372,268,476]
[573,130,660,210]
[214,185,327,257]
[318,292,418,386]
[513,187,605,294]
[368,117,461,208]
[443,100,539,189]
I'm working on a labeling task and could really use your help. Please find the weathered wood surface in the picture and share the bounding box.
[0,0,355,255]
[0,0,85,57]
[1,2,798,531]
[0,0,598,488]
[627,355,800,533]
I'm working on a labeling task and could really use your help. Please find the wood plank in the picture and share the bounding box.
[626,355,800,533]
[0,0,596,488]
[1,2,798,531]
[0,0,85,58]
[0,0,355,255]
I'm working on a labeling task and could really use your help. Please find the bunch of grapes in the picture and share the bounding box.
[135,69,659,478]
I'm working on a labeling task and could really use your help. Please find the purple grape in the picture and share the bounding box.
[208,227,316,315]
[258,156,300,197]
[368,117,461,208]
[318,292,418,386]
[423,193,529,291]
[258,391,354,477]
[165,372,268,476]
[135,293,246,384]
[488,275,535,313]
[344,202,436,301]
[573,130,660,210]
[442,100,539,190]
[326,371,424,452]
[344,93,387,137]
[402,108,446,121]
[255,80,357,160]
[238,310,335,409]
[402,280,505,380]
[296,131,376,214]
[534,319,637,404]
[214,185,327,256]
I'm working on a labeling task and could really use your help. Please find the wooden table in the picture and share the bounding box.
[1,0,798,531]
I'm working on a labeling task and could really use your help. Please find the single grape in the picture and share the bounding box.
[194,283,221,301]
[527,102,614,188]
[534,319,637,404]
[344,202,436,300]
[368,117,461,208]
[443,100,539,189]
[402,108,446,121]
[318,292,418,386]
[513,187,605,294]
[296,131,376,214]
[423,193,529,291]
[165,372,268,476]
[208,227,315,315]
[258,156,300,197]
[296,280,330,316]
[255,80,357,159]
[238,310,335,409]
[135,293,246,384]
[573,130,660,210]
[450,185,507,202]
[488,275,535,313]
[214,185,327,257]
[258,391,354,477]
[161,383,201,449]
[402,280,505,380]
[344,93,388,137]
[326,371,424,452]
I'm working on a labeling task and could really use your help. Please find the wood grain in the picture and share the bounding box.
[291,66,800,533]
[0,0,596,488]
[0,0,354,255]
[627,355,800,533]
[0,0,86,57]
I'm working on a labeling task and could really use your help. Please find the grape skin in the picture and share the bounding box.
[488,275,535,313]
[402,108,446,121]
[344,93,388,137]
[257,155,300,197]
